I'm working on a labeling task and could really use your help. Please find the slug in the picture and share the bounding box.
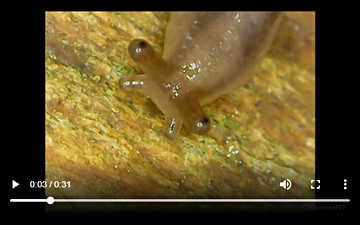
[119,12,283,139]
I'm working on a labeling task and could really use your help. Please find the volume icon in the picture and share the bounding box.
[280,179,292,190]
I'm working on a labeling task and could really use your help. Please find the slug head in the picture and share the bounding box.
[127,39,212,137]
[174,96,212,135]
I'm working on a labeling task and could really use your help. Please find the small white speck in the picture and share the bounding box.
[135,47,142,53]
[46,137,53,145]
[184,153,189,166]
[186,32,193,40]
[192,20,199,28]
[306,138,314,147]
[234,13,242,23]
[186,74,196,81]
[228,145,235,152]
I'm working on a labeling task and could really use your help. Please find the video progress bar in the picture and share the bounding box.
[10,197,350,205]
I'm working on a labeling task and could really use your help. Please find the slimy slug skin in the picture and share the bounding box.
[119,12,283,139]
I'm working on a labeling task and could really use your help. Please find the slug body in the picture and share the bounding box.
[119,12,283,139]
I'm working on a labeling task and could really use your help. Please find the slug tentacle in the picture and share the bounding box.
[173,95,211,135]
[128,39,170,79]
[119,74,147,92]
[164,117,183,139]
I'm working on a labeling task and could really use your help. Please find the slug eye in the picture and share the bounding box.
[188,115,211,135]
[128,39,151,61]
[139,40,147,48]
[201,117,209,124]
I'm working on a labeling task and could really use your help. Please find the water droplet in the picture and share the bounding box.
[131,80,144,86]
[189,62,196,70]
[172,84,181,99]
[163,83,171,88]
[192,20,199,28]
[186,74,196,81]
[181,175,187,183]
[124,80,131,86]
[168,118,176,134]
[186,32,193,40]
[228,145,235,152]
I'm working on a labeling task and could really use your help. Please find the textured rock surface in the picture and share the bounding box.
[45,12,315,212]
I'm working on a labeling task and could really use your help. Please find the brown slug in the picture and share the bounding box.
[119,12,283,139]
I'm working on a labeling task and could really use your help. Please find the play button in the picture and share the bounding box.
[12,180,19,189]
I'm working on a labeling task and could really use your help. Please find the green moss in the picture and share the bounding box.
[90,75,101,83]
[107,56,137,75]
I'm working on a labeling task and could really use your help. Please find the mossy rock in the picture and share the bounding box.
[45,12,315,212]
